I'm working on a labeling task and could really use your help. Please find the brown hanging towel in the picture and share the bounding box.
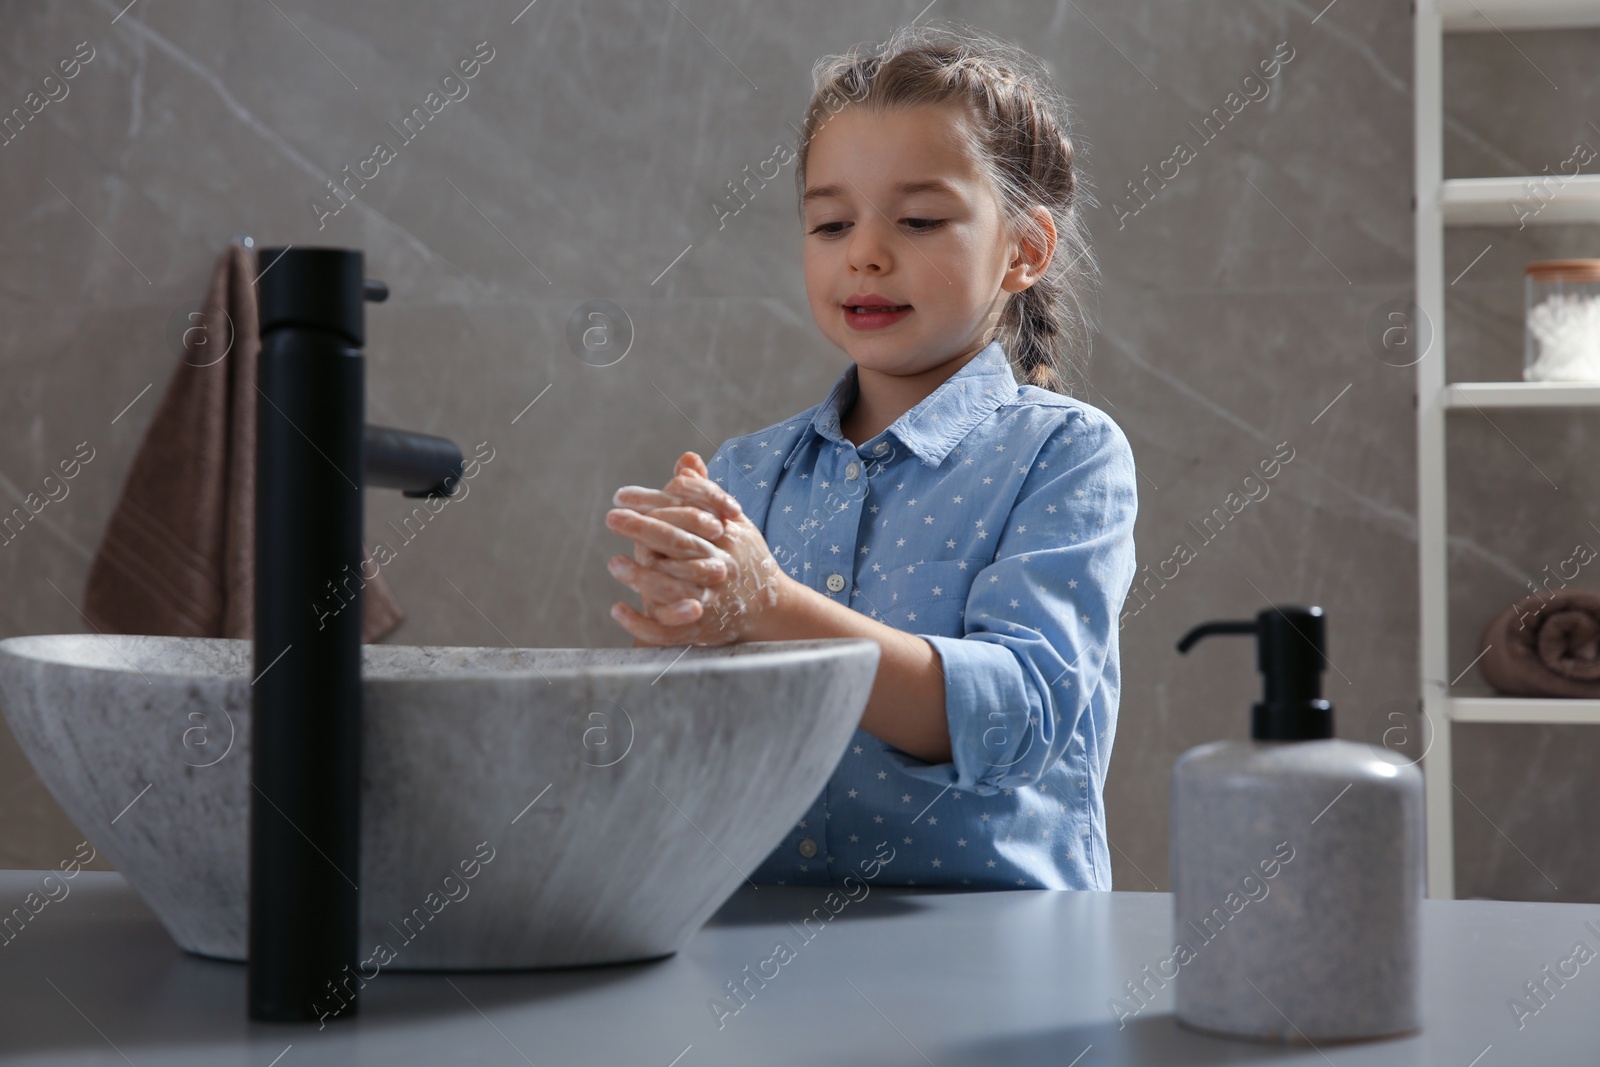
[82,240,404,642]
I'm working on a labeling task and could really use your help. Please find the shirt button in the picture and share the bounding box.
[873,442,889,455]
[825,572,846,593]
[846,462,860,480]
[798,838,818,858]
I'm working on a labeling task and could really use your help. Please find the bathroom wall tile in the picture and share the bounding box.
[1094,281,1419,889]
[1442,28,1600,181]
[354,297,845,649]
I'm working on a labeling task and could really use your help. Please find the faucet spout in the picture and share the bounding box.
[365,424,465,498]
[249,246,461,1023]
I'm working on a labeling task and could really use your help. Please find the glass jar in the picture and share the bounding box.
[1524,259,1600,382]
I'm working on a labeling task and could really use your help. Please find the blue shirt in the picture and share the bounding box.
[706,339,1139,890]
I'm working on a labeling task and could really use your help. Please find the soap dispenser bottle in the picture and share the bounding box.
[1169,605,1423,1043]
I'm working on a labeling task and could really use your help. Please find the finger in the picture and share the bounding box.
[631,535,732,583]
[649,504,726,543]
[652,553,729,585]
[608,554,709,606]
[655,598,706,625]
[614,483,739,524]
[611,502,724,542]
[639,596,704,626]
[612,485,680,510]
[627,542,726,585]
[663,470,743,521]
[610,600,701,645]
[676,452,711,483]
[625,551,713,621]
[634,540,663,570]
[616,469,741,523]
[606,508,718,560]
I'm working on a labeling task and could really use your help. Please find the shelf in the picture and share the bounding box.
[1442,0,1600,32]
[1443,381,1600,408]
[1441,175,1600,226]
[1451,696,1600,724]
[1417,0,1600,900]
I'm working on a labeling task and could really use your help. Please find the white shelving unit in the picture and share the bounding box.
[1440,0,1600,31]
[1417,0,1600,899]
[1442,174,1600,225]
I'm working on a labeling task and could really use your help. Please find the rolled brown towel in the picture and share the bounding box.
[1477,589,1600,698]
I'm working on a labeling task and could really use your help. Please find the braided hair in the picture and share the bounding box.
[794,19,1101,396]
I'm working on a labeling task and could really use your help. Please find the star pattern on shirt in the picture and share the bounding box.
[703,342,1133,891]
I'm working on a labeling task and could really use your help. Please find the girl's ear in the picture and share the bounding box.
[1004,206,1058,292]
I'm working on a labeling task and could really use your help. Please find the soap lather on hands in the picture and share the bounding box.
[605,451,785,647]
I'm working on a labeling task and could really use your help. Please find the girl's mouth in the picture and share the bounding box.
[843,304,912,330]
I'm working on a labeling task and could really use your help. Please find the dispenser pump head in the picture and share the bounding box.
[1176,604,1333,741]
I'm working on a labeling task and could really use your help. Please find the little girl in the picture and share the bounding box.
[604,20,1137,890]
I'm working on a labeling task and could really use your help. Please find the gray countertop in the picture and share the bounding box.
[0,870,1596,1065]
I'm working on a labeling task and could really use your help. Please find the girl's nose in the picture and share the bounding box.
[845,219,893,273]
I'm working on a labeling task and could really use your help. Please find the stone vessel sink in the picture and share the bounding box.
[0,634,879,970]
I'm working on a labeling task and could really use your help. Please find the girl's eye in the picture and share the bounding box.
[807,219,947,238]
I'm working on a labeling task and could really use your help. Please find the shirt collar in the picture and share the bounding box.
[783,340,1020,471]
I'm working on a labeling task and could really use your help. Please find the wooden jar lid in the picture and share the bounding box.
[1525,259,1600,281]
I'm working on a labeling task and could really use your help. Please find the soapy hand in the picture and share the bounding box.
[613,452,732,626]
[605,451,785,646]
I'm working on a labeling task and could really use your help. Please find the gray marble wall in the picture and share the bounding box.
[0,1,1594,902]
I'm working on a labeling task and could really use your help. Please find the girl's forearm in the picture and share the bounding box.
[746,573,953,764]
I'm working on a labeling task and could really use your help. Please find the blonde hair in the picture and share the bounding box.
[794,20,1100,396]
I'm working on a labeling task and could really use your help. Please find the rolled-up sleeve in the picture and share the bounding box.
[884,409,1139,795]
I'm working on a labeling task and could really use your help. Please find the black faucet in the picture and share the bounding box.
[250,246,464,1023]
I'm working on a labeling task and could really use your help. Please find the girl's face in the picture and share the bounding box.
[800,102,1046,376]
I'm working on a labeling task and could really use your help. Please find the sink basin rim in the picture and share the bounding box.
[0,633,878,685]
